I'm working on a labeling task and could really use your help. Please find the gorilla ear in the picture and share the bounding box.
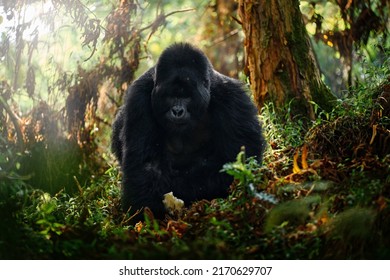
[203,78,210,89]
[197,82,211,105]
[152,69,157,86]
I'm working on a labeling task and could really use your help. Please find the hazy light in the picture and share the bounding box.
[0,1,55,41]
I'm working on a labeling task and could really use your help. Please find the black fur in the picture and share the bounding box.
[112,43,265,218]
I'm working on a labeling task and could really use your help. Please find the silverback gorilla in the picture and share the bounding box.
[112,43,265,219]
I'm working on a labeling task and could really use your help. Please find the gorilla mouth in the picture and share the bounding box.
[170,122,188,129]
[167,120,190,132]
[167,115,189,126]
[170,120,187,125]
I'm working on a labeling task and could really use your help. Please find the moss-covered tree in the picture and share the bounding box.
[238,0,335,120]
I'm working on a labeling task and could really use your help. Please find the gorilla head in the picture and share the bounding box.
[151,44,211,134]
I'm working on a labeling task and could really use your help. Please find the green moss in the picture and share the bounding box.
[285,3,312,71]
[310,79,335,112]
[284,2,335,114]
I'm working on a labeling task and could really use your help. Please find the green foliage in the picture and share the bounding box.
[325,207,379,258]
[265,195,321,233]
[342,168,389,208]
[307,48,389,126]
[328,207,376,241]
[332,52,389,118]
[0,165,122,259]
[19,139,88,194]
[222,150,257,186]
[222,150,278,205]
[300,0,389,93]
[34,193,65,238]
[260,102,307,148]
[0,137,52,259]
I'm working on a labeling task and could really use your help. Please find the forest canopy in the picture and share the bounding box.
[0,0,389,260]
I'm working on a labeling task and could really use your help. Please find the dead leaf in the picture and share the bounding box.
[166,220,189,238]
[377,196,387,211]
[301,145,309,169]
[370,124,378,145]
[135,221,143,233]
[293,150,301,174]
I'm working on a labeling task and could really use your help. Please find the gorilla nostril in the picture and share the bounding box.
[171,106,185,118]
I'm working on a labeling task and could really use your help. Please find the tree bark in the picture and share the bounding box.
[238,0,335,121]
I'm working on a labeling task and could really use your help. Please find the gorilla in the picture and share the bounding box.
[112,43,265,219]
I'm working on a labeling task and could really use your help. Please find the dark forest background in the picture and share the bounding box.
[0,0,389,259]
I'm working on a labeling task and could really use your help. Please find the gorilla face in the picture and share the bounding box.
[150,44,212,135]
[152,68,211,134]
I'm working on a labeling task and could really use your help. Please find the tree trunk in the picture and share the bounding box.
[238,0,335,121]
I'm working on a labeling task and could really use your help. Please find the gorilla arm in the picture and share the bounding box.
[120,68,170,216]
[210,72,264,163]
